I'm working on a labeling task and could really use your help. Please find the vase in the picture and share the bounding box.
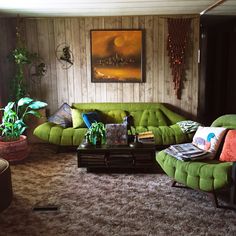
[0,135,30,163]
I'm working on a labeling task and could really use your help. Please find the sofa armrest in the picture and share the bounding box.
[230,162,236,205]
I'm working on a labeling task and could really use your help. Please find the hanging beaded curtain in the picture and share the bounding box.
[167,18,192,99]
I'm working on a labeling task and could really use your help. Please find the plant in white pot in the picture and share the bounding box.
[0,97,47,162]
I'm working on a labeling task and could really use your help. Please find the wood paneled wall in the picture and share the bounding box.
[0,18,16,105]
[1,16,200,118]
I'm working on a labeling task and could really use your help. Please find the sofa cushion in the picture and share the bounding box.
[139,109,169,127]
[48,103,72,128]
[220,130,236,162]
[102,110,127,124]
[82,111,101,128]
[71,109,86,128]
[192,126,227,158]
[156,151,232,192]
[129,110,144,127]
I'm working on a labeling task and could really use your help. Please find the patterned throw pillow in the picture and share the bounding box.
[192,126,227,158]
[48,103,72,128]
[219,130,236,162]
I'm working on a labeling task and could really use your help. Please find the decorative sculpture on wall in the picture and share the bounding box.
[167,18,192,99]
[29,57,47,84]
[55,43,74,69]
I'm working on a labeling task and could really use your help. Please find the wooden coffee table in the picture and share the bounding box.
[77,142,159,172]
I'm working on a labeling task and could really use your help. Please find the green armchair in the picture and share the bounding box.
[156,114,236,208]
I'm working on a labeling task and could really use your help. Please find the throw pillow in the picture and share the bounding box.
[71,109,86,128]
[82,111,101,128]
[192,126,227,158]
[48,103,72,128]
[177,120,201,134]
[219,130,236,162]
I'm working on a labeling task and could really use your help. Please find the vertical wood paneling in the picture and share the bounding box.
[25,19,40,99]
[65,18,75,105]
[54,19,68,106]
[0,19,16,105]
[145,15,154,102]
[48,19,58,112]
[1,15,200,118]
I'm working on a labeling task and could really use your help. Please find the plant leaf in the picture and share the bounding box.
[25,110,41,118]
[18,97,33,106]
[29,101,47,110]
[4,102,15,112]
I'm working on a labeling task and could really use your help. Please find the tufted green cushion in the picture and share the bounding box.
[211,114,236,129]
[132,124,193,146]
[129,110,144,127]
[34,103,190,146]
[33,122,87,146]
[101,110,127,124]
[156,151,233,191]
[139,109,169,127]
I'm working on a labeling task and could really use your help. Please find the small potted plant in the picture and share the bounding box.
[0,97,47,162]
[86,121,106,146]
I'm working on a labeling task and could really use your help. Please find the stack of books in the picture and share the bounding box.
[137,131,155,144]
[164,143,209,161]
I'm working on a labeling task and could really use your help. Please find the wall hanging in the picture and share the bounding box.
[55,43,74,69]
[90,30,144,83]
[29,57,47,84]
[167,18,192,99]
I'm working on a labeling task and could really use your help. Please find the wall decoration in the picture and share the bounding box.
[55,43,74,69]
[167,18,192,99]
[29,57,47,84]
[90,30,144,83]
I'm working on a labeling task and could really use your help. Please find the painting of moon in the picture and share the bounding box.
[90,30,144,83]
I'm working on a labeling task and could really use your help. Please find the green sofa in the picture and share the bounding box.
[34,102,193,146]
[156,114,236,208]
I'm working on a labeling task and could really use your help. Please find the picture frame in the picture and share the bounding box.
[90,29,144,83]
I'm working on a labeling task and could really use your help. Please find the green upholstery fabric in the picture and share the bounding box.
[156,151,232,191]
[101,109,127,124]
[34,102,189,146]
[139,109,169,127]
[211,114,236,129]
[156,114,236,193]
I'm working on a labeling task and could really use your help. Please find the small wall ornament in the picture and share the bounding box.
[55,43,74,69]
[167,18,192,99]
[29,57,47,84]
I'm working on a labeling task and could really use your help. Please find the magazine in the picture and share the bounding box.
[170,143,206,155]
[164,143,209,161]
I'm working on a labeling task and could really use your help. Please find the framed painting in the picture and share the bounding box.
[90,29,144,83]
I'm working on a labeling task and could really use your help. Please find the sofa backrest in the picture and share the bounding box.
[72,102,185,126]
[211,114,236,129]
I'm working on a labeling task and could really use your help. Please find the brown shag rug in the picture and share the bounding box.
[0,144,236,236]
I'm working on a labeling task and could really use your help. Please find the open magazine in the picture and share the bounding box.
[164,143,210,161]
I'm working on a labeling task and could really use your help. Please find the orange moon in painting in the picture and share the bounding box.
[91,30,143,82]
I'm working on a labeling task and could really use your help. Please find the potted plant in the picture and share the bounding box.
[0,97,47,162]
[86,122,106,146]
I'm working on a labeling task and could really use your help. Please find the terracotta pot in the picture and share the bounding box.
[0,135,30,163]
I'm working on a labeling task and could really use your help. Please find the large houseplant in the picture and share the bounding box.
[0,97,47,162]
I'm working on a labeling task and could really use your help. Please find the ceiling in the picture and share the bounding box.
[0,0,235,17]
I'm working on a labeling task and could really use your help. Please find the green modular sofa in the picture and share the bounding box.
[156,114,236,208]
[34,102,193,147]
